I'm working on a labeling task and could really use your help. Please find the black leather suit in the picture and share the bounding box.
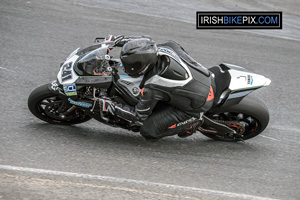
[114,40,215,139]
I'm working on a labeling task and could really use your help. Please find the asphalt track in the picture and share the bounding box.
[0,0,300,199]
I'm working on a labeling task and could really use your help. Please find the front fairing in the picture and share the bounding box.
[57,43,112,85]
[77,46,108,64]
[57,55,80,85]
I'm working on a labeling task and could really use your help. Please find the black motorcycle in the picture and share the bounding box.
[28,36,271,141]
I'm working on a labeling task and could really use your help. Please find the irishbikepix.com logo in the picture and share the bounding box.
[196,12,282,29]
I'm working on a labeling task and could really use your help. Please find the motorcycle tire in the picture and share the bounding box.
[28,84,92,125]
[201,95,270,141]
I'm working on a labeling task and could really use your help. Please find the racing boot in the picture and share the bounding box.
[177,121,202,138]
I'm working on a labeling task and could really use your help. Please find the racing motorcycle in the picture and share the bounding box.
[28,35,271,141]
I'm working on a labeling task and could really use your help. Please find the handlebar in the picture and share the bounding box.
[94,34,153,48]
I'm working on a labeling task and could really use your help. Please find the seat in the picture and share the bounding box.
[208,66,231,105]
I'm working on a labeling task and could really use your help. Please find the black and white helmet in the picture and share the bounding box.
[120,38,158,77]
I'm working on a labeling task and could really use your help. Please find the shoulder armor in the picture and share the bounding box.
[160,56,189,80]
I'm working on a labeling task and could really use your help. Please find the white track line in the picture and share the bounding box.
[259,135,279,141]
[0,67,16,73]
[0,164,278,200]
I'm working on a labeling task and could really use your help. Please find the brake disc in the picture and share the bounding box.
[44,102,63,120]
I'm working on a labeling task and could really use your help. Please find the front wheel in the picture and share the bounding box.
[201,95,270,141]
[28,84,91,125]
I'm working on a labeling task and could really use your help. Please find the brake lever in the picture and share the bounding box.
[94,37,105,43]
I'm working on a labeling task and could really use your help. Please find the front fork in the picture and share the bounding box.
[48,80,140,131]
[47,80,77,119]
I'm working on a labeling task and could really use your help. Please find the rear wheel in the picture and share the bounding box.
[28,84,91,125]
[201,95,269,141]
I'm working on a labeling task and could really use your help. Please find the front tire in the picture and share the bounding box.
[201,95,270,141]
[28,84,91,125]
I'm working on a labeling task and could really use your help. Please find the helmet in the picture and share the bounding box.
[120,38,158,77]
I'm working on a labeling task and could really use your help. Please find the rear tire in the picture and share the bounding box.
[28,84,91,125]
[201,95,269,141]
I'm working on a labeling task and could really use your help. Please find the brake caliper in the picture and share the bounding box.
[215,120,245,141]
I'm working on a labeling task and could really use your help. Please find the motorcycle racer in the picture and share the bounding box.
[100,35,216,141]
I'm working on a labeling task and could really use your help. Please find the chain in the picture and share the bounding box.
[213,120,245,135]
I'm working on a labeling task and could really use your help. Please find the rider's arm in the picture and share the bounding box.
[113,87,167,124]
[114,35,153,47]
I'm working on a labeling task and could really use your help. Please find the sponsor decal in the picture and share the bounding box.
[177,117,197,127]
[63,83,77,96]
[247,75,253,85]
[159,47,181,62]
[50,80,59,91]
[168,117,198,129]
[68,98,92,108]
[237,75,253,85]
[196,11,282,29]
[93,71,111,76]
[50,80,65,94]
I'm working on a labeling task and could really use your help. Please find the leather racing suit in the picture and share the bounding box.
[113,40,215,139]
